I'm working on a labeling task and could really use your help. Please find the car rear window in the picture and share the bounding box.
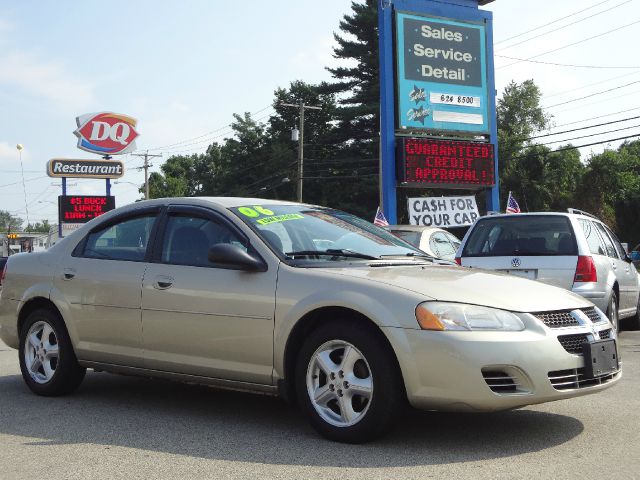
[390,230,421,247]
[462,216,577,257]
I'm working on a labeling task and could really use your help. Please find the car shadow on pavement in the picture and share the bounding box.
[0,372,584,467]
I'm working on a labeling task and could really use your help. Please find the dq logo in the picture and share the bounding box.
[74,112,139,155]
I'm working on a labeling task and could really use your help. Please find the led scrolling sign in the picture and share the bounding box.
[58,195,116,224]
[397,138,494,189]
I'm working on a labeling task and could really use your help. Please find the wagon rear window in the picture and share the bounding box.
[462,216,577,257]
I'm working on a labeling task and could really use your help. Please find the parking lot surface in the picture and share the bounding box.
[0,332,639,480]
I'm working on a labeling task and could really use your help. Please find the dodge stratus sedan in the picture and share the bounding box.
[0,198,621,443]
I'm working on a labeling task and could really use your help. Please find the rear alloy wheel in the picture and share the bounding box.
[295,321,403,443]
[607,292,619,332]
[19,309,85,396]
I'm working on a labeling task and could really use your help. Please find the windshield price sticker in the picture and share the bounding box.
[430,92,480,108]
[238,206,275,218]
[257,214,305,225]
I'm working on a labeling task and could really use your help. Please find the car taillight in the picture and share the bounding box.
[455,257,461,266]
[0,263,6,286]
[574,256,597,283]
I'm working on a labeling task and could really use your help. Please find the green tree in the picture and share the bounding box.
[0,210,24,231]
[25,219,51,233]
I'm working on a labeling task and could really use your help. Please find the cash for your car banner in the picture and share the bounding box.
[408,196,479,227]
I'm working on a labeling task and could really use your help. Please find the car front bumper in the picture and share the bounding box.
[383,321,620,412]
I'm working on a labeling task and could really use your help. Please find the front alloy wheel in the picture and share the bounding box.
[296,321,403,443]
[306,340,373,427]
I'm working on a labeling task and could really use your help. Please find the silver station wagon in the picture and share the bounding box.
[457,210,640,332]
[0,198,621,442]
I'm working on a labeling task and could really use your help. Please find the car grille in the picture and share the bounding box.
[548,367,619,390]
[557,333,590,354]
[599,329,612,339]
[582,307,603,323]
[482,370,518,393]
[534,310,580,328]
[534,307,603,328]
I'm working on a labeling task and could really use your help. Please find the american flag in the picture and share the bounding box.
[506,191,521,213]
[373,207,389,227]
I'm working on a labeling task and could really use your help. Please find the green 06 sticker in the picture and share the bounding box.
[238,206,275,218]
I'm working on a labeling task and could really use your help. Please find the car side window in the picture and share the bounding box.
[161,214,246,267]
[579,219,606,256]
[602,224,626,259]
[83,214,156,261]
[593,222,618,259]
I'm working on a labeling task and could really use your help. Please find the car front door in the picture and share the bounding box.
[53,208,160,366]
[141,206,277,385]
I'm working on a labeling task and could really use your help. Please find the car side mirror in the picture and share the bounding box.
[208,244,267,272]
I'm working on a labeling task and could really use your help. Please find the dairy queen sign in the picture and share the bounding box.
[73,112,139,155]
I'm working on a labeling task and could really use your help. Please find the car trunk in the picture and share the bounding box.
[460,255,578,290]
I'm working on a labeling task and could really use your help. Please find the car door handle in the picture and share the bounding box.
[62,268,76,280]
[153,275,174,290]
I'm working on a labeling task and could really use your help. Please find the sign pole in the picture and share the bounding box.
[378,0,398,224]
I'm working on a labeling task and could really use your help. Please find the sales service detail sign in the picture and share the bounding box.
[408,196,479,227]
[396,12,489,133]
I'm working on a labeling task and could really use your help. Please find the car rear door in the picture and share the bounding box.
[460,215,578,289]
[598,222,638,312]
[140,205,277,384]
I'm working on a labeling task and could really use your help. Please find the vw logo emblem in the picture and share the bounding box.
[511,257,521,268]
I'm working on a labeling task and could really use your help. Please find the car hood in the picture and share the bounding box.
[320,263,592,313]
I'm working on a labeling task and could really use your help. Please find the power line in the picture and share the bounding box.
[543,80,640,108]
[512,133,640,160]
[495,55,640,69]
[547,106,640,128]
[537,124,640,146]
[498,19,640,69]
[160,110,276,155]
[529,114,640,140]
[551,88,640,114]
[496,0,632,52]
[544,70,640,99]
[144,104,273,151]
[495,0,614,44]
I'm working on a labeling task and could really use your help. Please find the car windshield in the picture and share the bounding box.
[230,204,424,263]
[462,215,578,256]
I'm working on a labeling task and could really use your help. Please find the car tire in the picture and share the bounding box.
[18,308,86,396]
[295,320,404,443]
[606,291,619,332]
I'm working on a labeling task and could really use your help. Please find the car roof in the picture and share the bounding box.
[478,212,598,220]
[112,197,314,214]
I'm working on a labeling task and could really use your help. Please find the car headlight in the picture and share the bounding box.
[415,302,525,331]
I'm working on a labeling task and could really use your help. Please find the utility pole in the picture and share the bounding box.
[281,102,321,202]
[132,150,162,200]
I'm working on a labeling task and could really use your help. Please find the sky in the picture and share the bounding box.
[0,0,638,227]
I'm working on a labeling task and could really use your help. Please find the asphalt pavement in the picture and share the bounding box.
[0,332,639,480]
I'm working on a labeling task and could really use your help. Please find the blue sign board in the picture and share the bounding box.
[377,0,499,224]
[396,12,489,133]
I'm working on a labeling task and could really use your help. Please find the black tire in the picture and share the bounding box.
[18,308,85,396]
[606,291,619,333]
[295,320,404,443]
